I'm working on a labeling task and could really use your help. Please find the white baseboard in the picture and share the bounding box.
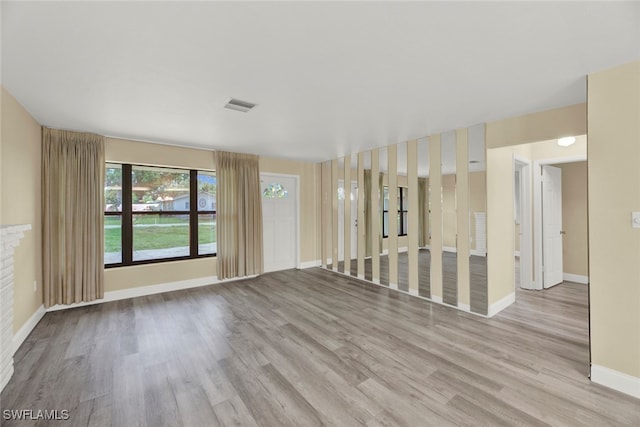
[389,283,398,290]
[443,246,457,253]
[431,295,443,303]
[458,303,471,312]
[1,362,13,392]
[408,288,419,297]
[12,305,46,355]
[563,273,589,284]
[591,364,640,399]
[357,274,365,280]
[470,249,487,257]
[298,260,321,269]
[488,292,515,317]
[47,275,224,312]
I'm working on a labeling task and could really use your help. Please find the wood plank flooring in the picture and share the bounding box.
[2,268,639,426]
[336,249,488,313]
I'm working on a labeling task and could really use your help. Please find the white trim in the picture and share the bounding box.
[357,274,364,280]
[398,246,408,253]
[488,292,515,317]
[46,275,242,312]
[12,305,46,355]
[0,363,13,393]
[389,283,398,290]
[431,295,443,304]
[298,260,321,269]
[470,249,487,257]
[591,364,640,399]
[514,250,521,257]
[458,303,471,312]
[443,246,457,253]
[381,249,389,255]
[408,288,419,296]
[563,273,588,284]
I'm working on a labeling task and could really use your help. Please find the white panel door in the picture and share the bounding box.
[542,165,563,288]
[261,175,297,272]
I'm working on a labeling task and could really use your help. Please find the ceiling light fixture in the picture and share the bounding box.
[557,136,576,147]
[223,97,257,113]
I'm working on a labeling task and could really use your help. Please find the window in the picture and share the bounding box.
[382,186,408,237]
[104,164,216,267]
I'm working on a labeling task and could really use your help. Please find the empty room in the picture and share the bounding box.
[1,1,639,426]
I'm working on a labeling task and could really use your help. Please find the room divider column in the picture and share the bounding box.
[371,148,381,284]
[456,129,471,311]
[387,144,398,289]
[429,135,443,302]
[331,158,339,272]
[407,139,419,295]
[357,152,366,279]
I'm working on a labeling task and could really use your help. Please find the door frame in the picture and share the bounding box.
[533,154,586,290]
[260,172,300,270]
[514,155,533,290]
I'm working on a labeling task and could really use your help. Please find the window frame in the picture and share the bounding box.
[104,163,216,268]
[382,185,408,238]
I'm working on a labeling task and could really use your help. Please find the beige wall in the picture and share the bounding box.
[1,87,43,333]
[588,60,640,379]
[558,162,588,277]
[105,138,320,293]
[486,103,587,149]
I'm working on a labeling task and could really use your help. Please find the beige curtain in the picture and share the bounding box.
[42,127,105,307]
[418,178,429,247]
[216,151,263,279]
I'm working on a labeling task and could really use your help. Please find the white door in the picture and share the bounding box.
[261,175,297,272]
[542,165,563,288]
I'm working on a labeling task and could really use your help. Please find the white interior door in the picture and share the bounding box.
[261,175,297,272]
[542,165,563,288]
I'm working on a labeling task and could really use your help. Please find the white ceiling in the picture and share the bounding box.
[2,1,639,163]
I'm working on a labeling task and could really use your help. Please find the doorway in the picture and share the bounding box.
[261,174,299,272]
[533,155,587,290]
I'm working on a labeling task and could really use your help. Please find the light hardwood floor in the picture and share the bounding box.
[2,268,639,426]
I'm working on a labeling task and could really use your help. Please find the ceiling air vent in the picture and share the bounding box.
[224,97,258,113]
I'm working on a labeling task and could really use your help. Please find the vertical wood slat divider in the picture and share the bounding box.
[371,148,380,283]
[456,129,471,308]
[407,140,419,294]
[388,144,398,289]
[343,156,351,274]
[357,153,365,279]
[331,159,339,271]
[429,135,443,301]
